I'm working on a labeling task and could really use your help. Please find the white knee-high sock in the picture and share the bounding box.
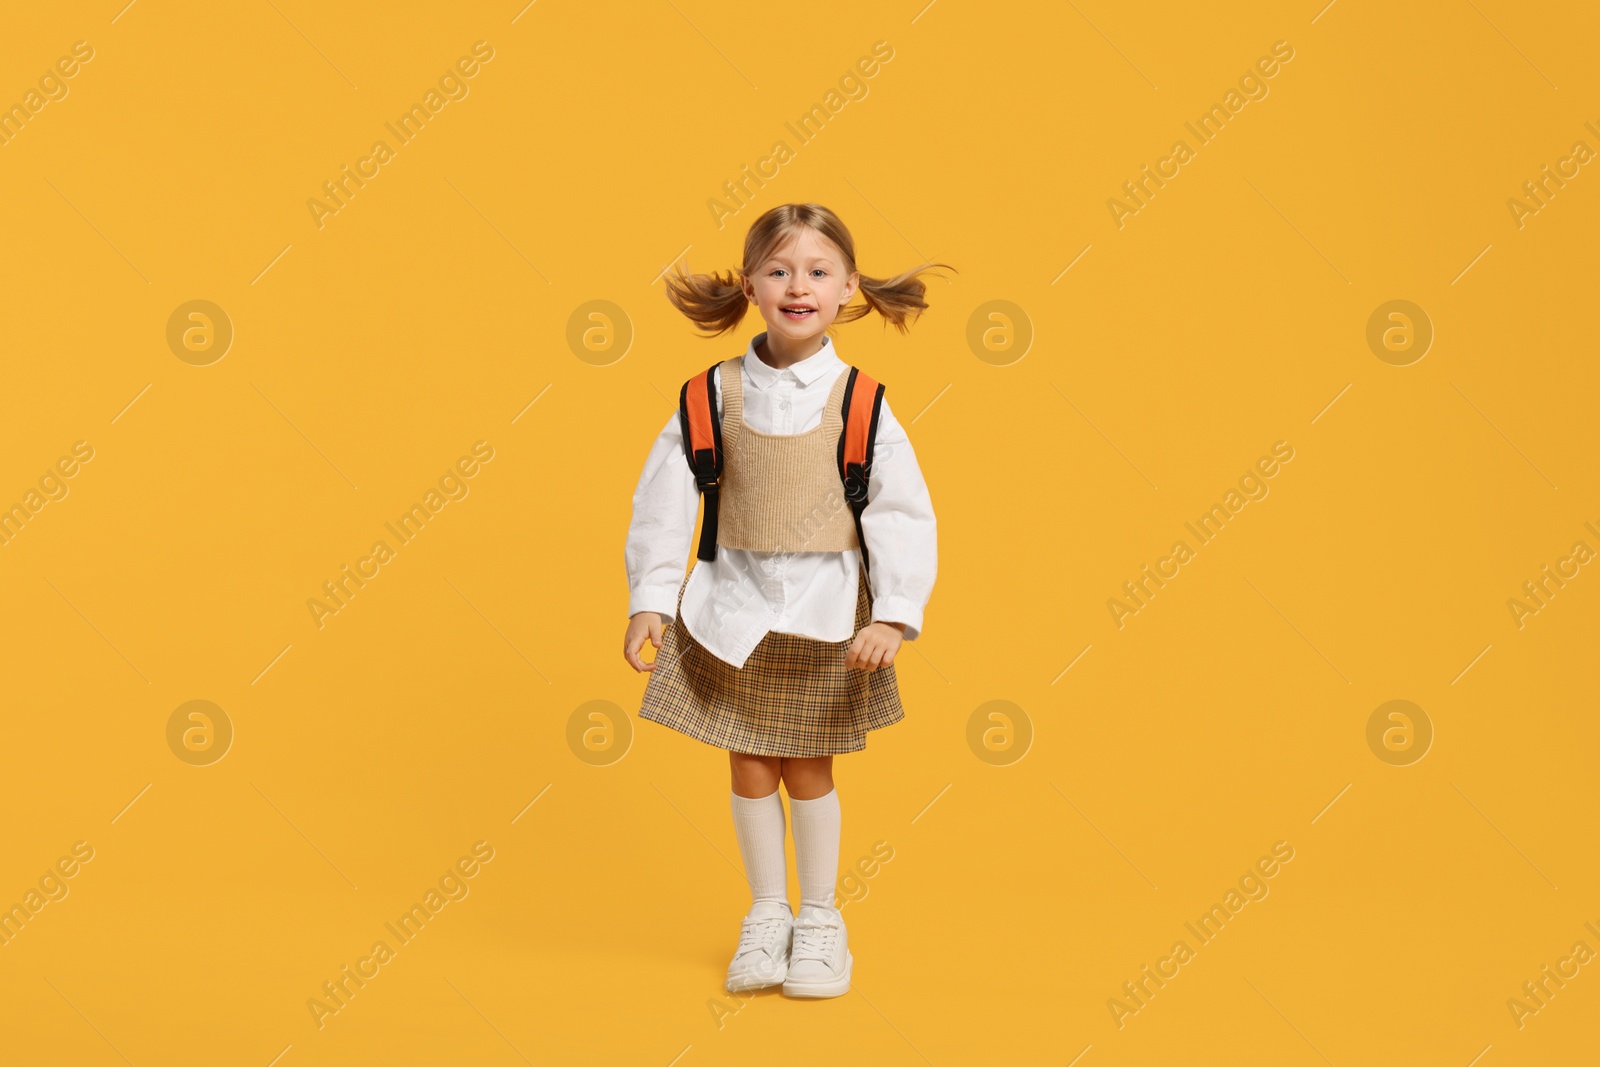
[730,789,788,909]
[789,787,841,910]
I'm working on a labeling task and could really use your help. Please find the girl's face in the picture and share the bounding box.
[742,228,860,344]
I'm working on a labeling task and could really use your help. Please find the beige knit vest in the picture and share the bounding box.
[715,356,861,553]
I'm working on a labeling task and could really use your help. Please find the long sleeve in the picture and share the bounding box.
[624,406,700,622]
[859,396,937,640]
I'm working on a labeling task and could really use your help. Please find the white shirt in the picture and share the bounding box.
[625,330,937,668]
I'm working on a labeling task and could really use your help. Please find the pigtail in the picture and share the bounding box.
[662,262,749,337]
[839,260,957,333]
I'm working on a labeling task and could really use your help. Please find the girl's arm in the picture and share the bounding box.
[624,399,702,623]
[859,396,937,640]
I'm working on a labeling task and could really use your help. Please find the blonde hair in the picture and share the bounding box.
[663,203,954,337]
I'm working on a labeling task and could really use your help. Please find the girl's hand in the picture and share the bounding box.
[623,612,664,672]
[845,621,905,672]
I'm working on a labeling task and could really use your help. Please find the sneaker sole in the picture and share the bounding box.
[725,968,786,993]
[726,956,789,993]
[781,951,852,998]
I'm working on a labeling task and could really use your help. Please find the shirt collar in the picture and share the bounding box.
[742,331,842,390]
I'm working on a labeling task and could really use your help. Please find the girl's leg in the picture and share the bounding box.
[728,752,787,908]
[778,754,833,800]
[730,751,783,797]
[781,756,840,910]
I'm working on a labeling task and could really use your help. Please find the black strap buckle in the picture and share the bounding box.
[691,447,720,491]
[842,460,870,504]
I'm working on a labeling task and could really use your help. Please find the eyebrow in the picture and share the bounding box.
[766,256,835,266]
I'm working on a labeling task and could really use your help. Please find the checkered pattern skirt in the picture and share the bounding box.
[638,565,906,757]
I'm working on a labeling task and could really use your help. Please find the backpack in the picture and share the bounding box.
[677,359,886,572]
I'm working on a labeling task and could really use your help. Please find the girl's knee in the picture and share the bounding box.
[779,755,834,799]
[729,752,782,796]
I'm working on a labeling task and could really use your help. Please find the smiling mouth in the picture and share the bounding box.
[781,305,816,319]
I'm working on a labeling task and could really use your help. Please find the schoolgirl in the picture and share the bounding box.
[623,203,945,998]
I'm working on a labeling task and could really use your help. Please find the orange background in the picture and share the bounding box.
[1,1,1596,1064]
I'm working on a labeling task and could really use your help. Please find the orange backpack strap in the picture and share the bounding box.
[836,365,886,574]
[677,361,725,562]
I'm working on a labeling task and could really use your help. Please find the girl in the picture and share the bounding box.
[622,203,945,998]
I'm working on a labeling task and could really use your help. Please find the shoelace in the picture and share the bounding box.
[734,915,789,959]
[789,914,839,963]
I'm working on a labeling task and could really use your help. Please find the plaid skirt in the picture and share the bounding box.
[638,565,906,757]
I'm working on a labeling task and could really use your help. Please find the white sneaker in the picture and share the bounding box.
[782,905,852,998]
[725,900,793,993]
